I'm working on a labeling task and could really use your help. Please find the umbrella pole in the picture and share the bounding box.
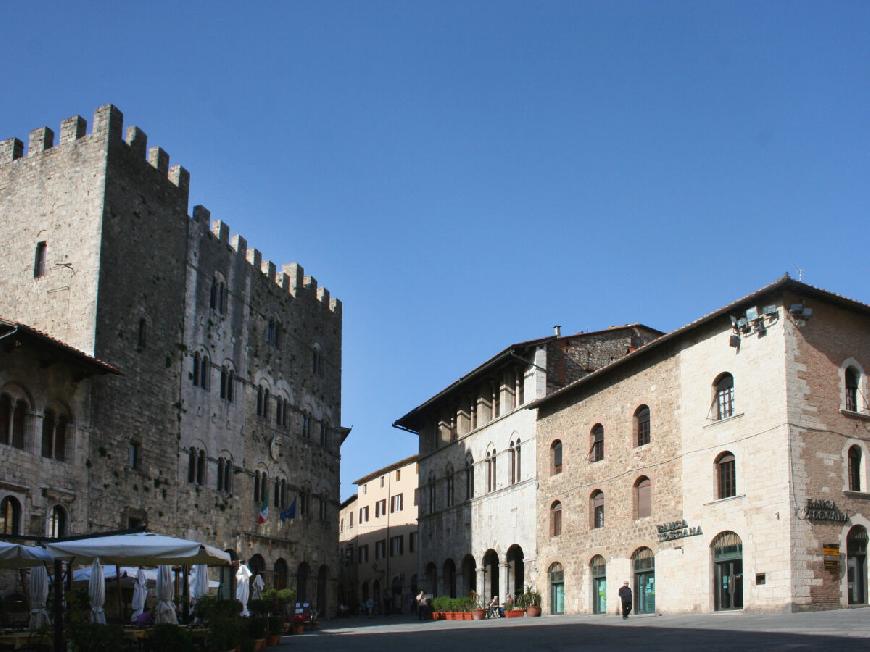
[53,560,63,652]
[116,564,123,622]
[183,566,190,623]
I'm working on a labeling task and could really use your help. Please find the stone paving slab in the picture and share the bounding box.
[279,609,870,650]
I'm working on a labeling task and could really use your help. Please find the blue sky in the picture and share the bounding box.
[3,2,868,500]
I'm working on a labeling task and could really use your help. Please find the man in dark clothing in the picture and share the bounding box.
[618,581,632,619]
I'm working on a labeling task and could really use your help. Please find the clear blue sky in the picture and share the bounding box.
[3,2,868,500]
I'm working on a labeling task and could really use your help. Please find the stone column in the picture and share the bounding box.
[499,562,509,604]
[477,568,487,604]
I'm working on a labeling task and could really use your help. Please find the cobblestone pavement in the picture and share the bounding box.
[280,609,870,651]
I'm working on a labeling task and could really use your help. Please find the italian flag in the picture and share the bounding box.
[257,499,269,524]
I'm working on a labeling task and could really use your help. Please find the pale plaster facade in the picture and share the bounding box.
[395,327,661,607]
[338,456,419,613]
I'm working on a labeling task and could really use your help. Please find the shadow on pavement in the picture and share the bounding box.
[286,621,869,651]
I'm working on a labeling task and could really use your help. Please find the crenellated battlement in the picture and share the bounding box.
[190,205,341,316]
[0,104,189,207]
[1,104,340,317]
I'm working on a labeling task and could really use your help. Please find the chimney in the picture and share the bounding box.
[553,325,561,337]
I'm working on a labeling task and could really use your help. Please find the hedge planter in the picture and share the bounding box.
[506,609,525,618]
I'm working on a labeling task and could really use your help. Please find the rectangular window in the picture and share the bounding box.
[349,512,354,528]
[396,469,401,481]
[129,441,141,470]
[390,493,403,513]
[378,498,386,516]
[390,535,403,556]
[375,539,386,560]
[409,532,417,553]
[33,241,47,278]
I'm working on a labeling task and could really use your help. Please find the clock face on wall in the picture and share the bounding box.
[270,436,280,461]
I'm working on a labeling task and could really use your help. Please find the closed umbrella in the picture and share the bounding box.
[88,558,106,624]
[28,565,51,630]
[251,573,264,601]
[190,564,208,605]
[155,565,177,624]
[130,568,147,622]
[236,564,252,617]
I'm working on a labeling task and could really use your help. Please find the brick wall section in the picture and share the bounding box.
[784,290,870,610]
[536,345,683,615]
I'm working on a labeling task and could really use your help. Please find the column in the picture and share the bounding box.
[477,568,487,604]
[499,562,509,604]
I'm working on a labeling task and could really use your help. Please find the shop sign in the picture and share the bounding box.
[804,499,848,523]
[823,543,840,570]
[656,519,702,542]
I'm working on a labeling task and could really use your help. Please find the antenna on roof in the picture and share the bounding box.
[795,266,804,281]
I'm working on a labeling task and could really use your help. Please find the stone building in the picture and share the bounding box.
[0,105,347,614]
[0,320,117,546]
[533,276,870,615]
[393,326,660,606]
[337,455,419,614]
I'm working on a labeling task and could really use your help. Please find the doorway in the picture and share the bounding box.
[847,525,868,605]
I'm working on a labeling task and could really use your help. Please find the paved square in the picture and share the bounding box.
[284,610,870,651]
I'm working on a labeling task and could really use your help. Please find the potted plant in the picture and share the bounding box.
[504,594,524,618]
[291,614,305,635]
[466,591,485,620]
[266,616,283,646]
[523,587,542,617]
[247,616,268,651]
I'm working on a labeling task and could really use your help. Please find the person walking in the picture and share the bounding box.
[618,581,633,619]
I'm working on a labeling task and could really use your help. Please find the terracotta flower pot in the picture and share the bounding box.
[527,606,541,617]
[292,623,305,635]
[471,608,485,620]
[254,639,266,652]
[267,634,281,645]
[506,609,524,618]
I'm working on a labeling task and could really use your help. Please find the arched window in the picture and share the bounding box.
[635,476,651,519]
[42,408,55,458]
[635,405,651,446]
[12,399,28,449]
[263,389,270,421]
[846,367,860,412]
[0,496,21,535]
[274,558,288,590]
[632,547,656,614]
[196,449,206,485]
[848,446,863,492]
[591,490,604,529]
[550,501,562,537]
[714,373,735,420]
[217,458,225,491]
[55,414,68,461]
[445,465,455,507]
[465,456,474,500]
[509,439,522,484]
[427,473,436,514]
[590,424,604,462]
[188,447,197,483]
[192,352,201,387]
[485,451,497,493]
[0,393,11,445]
[224,460,233,494]
[199,355,210,390]
[716,452,736,499]
[551,440,563,475]
[48,505,67,538]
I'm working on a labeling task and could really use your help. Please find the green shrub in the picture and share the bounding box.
[267,616,284,635]
[248,599,270,617]
[69,623,126,652]
[247,616,267,639]
[146,624,193,652]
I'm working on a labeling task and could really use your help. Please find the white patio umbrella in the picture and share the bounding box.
[130,568,148,622]
[0,541,52,568]
[44,532,231,566]
[28,565,51,630]
[236,564,252,617]
[88,558,106,624]
[251,573,264,601]
[190,564,208,605]
[155,564,177,624]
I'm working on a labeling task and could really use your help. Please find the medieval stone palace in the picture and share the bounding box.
[0,105,347,614]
